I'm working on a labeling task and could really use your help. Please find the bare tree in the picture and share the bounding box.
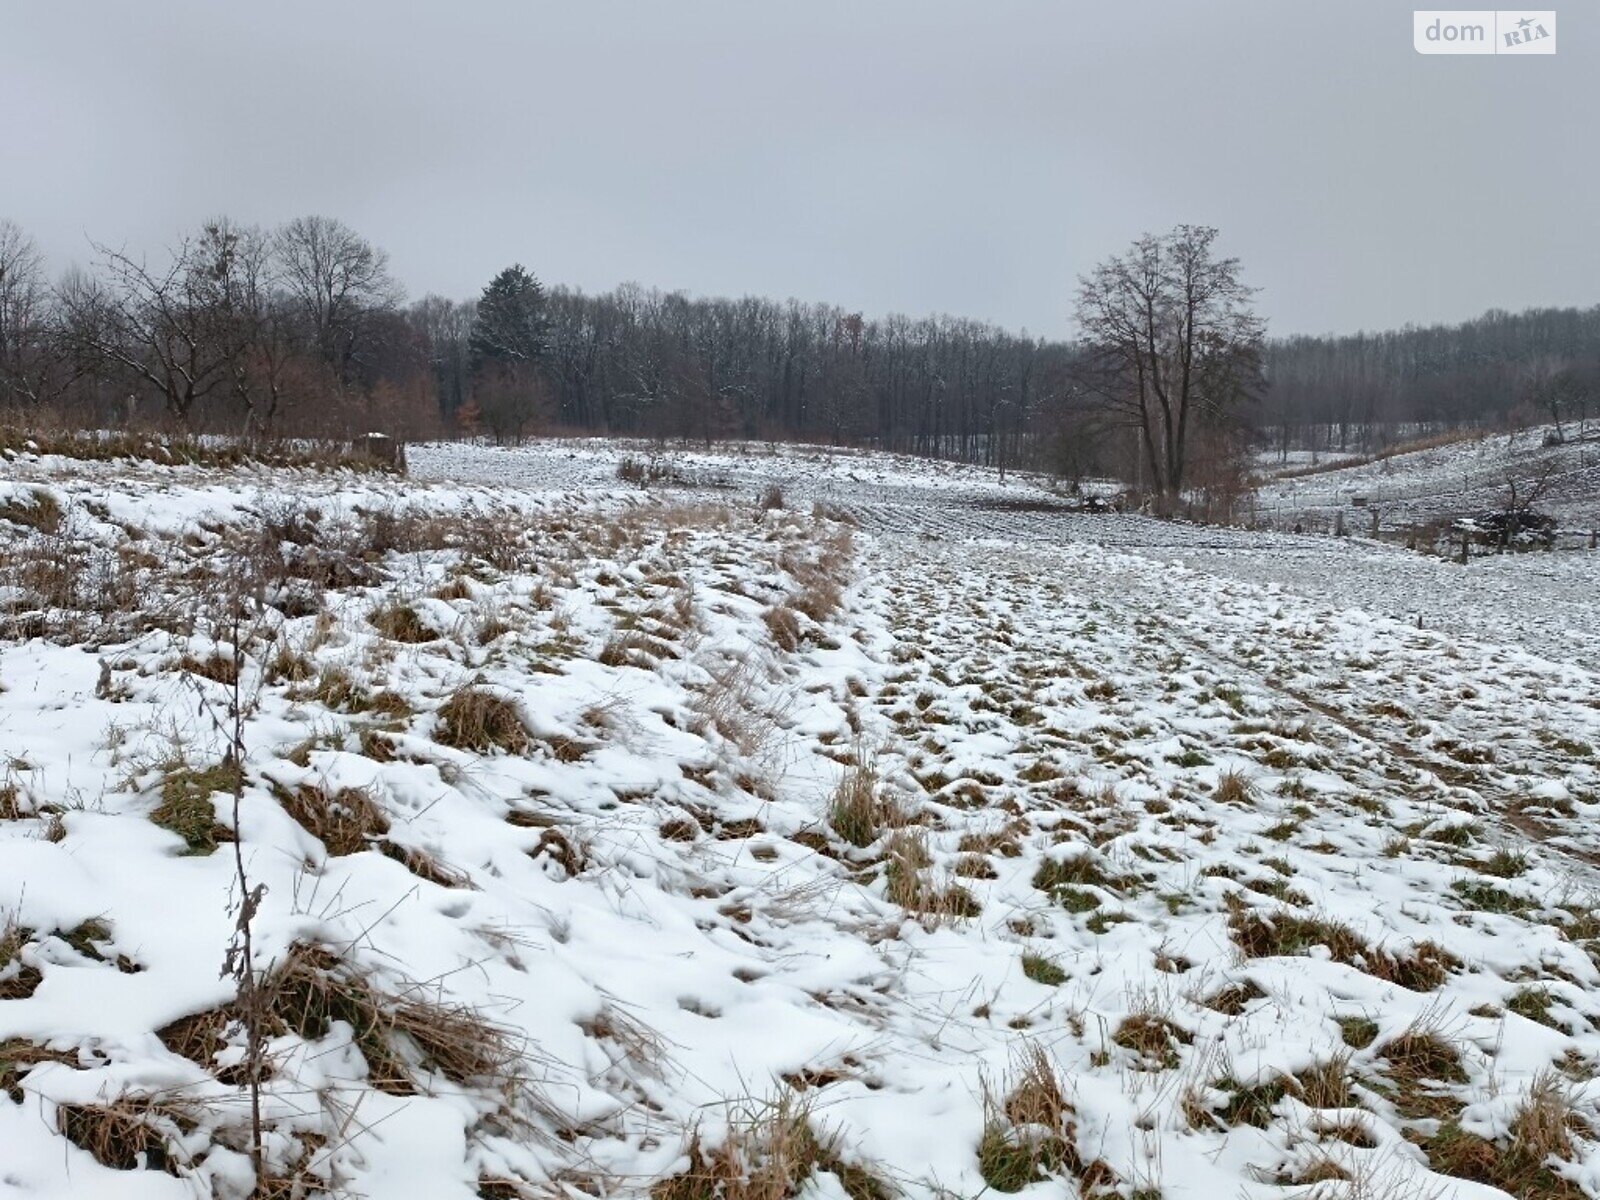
[223,222,299,436]
[59,230,247,425]
[409,294,475,416]
[473,361,549,443]
[1522,355,1588,444]
[0,219,53,407]
[274,215,401,382]
[1074,225,1265,509]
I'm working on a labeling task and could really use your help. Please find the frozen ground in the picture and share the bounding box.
[2,437,1599,1199]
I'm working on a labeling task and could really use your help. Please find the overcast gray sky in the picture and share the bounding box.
[2,1,1593,338]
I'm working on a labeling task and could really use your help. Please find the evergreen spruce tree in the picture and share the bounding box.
[469,264,548,366]
[468,265,550,441]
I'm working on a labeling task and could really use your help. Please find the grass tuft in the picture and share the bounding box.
[435,686,529,754]
[652,1092,893,1200]
[1112,1013,1192,1070]
[828,763,898,848]
[369,601,433,643]
[1021,953,1066,987]
[152,762,241,854]
[274,781,389,856]
[1228,905,1458,990]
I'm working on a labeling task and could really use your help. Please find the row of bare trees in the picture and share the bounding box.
[71,212,1600,511]
[0,216,432,439]
[3,215,1273,502]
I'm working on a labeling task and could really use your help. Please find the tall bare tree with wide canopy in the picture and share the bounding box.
[1075,225,1265,509]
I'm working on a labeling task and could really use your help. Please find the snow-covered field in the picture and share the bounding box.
[3,437,1599,1200]
[1255,427,1600,536]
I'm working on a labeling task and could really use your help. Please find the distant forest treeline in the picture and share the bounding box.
[1263,307,1600,457]
[1,215,1595,484]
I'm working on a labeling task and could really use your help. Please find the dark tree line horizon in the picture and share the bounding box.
[1,214,1595,491]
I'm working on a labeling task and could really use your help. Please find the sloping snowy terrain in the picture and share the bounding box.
[1256,427,1600,535]
[2,438,1599,1199]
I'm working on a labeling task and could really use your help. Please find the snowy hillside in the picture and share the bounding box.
[1256,427,1600,535]
[2,438,1599,1200]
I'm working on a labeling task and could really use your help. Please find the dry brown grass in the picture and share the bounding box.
[1268,428,1485,481]
[828,763,901,848]
[156,1006,249,1083]
[57,1096,190,1173]
[151,761,241,854]
[1213,769,1255,806]
[274,781,390,855]
[1227,904,1458,991]
[0,424,393,473]
[764,605,803,652]
[651,1092,892,1200]
[1,1039,77,1102]
[0,774,26,821]
[260,943,525,1096]
[290,665,372,713]
[1204,978,1267,1015]
[177,651,239,686]
[975,1047,1122,1195]
[687,656,783,759]
[1378,1027,1468,1088]
[790,580,842,624]
[0,921,41,1001]
[598,629,678,667]
[435,686,530,754]
[369,601,434,643]
[883,829,980,922]
[381,841,470,888]
[1423,1074,1587,1198]
[1112,1012,1193,1070]
[0,487,63,533]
